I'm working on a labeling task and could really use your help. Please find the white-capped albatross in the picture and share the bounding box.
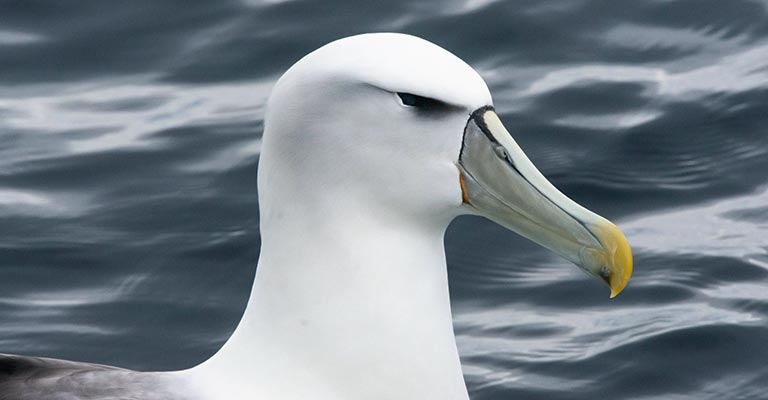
[0,33,632,400]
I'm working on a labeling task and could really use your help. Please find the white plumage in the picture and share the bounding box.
[1,33,631,400]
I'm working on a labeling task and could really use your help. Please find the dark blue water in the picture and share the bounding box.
[1,1,767,398]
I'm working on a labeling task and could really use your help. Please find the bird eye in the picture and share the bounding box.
[397,92,445,109]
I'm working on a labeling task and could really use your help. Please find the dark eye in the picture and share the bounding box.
[397,92,445,109]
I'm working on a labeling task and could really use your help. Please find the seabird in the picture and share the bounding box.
[0,33,632,400]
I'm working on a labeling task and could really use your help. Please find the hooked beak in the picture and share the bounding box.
[458,107,632,298]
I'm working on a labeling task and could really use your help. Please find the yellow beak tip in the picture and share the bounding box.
[609,274,631,298]
[593,222,633,299]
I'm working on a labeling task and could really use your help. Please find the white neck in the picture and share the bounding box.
[187,192,469,400]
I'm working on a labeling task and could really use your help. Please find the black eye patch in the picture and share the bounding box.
[397,92,448,110]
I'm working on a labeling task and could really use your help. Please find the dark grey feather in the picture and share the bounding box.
[0,354,196,400]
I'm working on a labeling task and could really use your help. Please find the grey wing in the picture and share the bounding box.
[0,353,192,400]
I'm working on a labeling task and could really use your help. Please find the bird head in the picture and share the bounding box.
[260,33,632,297]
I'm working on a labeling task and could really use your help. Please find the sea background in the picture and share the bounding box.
[1,1,767,399]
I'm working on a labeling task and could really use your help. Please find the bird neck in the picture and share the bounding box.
[189,201,469,400]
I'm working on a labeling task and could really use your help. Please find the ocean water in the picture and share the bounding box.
[1,1,767,399]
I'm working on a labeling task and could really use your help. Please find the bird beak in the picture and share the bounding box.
[457,107,632,298]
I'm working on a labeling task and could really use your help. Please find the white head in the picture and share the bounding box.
[258,33,632,296]
[259,33,489,227]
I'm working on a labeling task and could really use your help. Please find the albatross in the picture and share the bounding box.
[0,33,632,400]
